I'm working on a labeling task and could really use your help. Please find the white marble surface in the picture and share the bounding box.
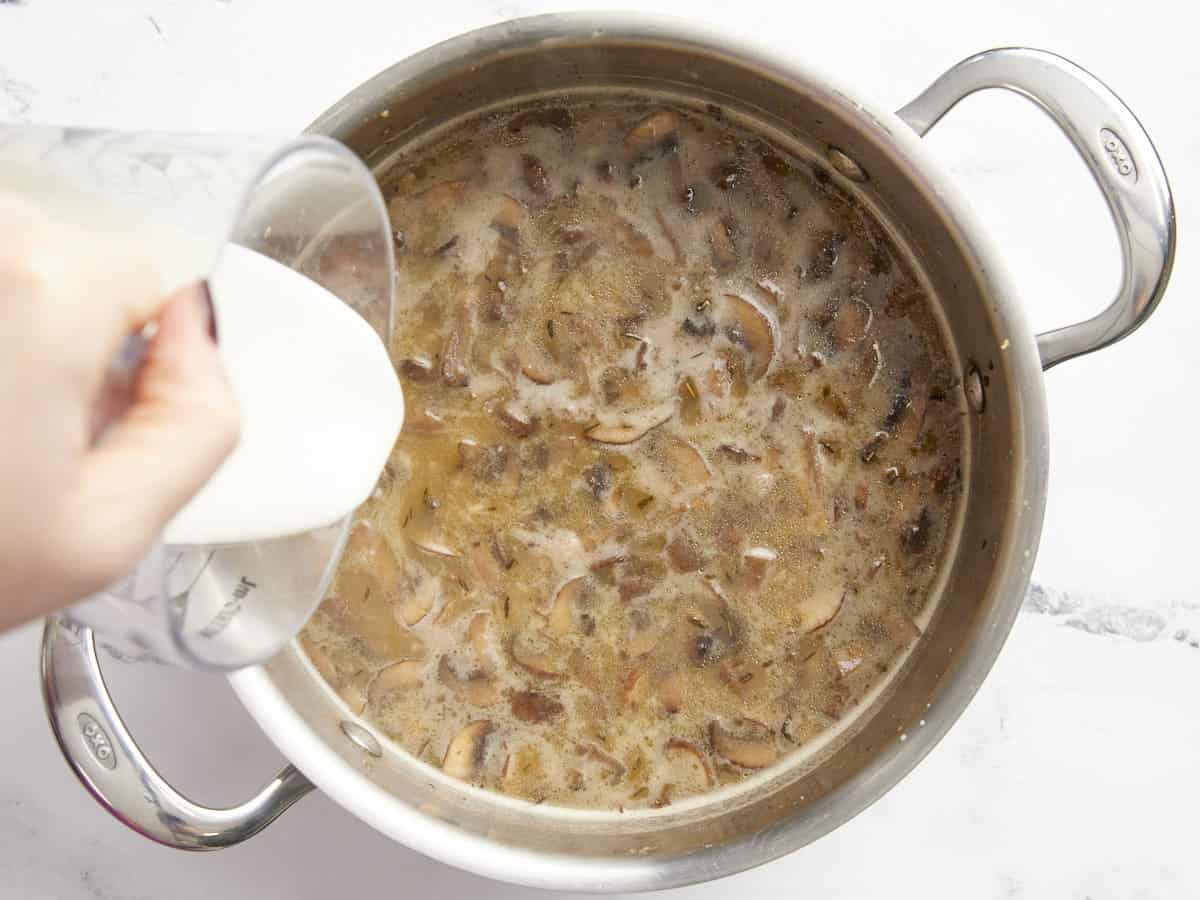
[1,1,1198,897]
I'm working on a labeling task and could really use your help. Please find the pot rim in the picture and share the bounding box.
[231,11,1048,892]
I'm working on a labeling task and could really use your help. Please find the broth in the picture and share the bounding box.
[302,97,964,810]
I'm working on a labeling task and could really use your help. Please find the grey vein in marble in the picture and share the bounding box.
[0,67,33,121]
[1023,582,1198,645]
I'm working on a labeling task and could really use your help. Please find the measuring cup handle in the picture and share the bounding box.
[41,616,314,849]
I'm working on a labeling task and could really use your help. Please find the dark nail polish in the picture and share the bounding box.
[198,280,218,342]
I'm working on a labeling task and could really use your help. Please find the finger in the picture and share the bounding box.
[64,282,240,591]
[0,192,167,396]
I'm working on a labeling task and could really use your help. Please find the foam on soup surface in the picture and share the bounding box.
[301,98,965,810]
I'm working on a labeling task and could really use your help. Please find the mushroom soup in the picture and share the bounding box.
[300,97,965,810]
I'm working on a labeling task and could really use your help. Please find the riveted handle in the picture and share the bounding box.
[41,616,314,850]
[898,47,1175,370]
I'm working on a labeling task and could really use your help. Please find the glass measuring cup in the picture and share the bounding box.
[0,124,395,670]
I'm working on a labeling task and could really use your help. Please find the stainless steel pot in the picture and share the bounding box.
[41,13,1174,892]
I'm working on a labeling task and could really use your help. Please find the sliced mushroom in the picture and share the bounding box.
[857,340,883,388]
[458,438,498,476]
[722,293,778,380]
[410,537,460,559]
[901,508,932,554]
[754,276,784,306]
[655,209,684,264]
[421,179,467,215]
[406,407,446,434]
[497,402,538,437]
[508,107,574,133]
[681,314,716,339]
[623,331,653,372]
[432,580,473,626]
[394,572,441,626]
[799,429,828,501]
[860,430,888,464]
[707,219,737,270]
[782,708,835,745]
[548,576,585,636]
[832,298,872,350]
[614,218,655,257]
[720,659,770,700]
[709,718,778,769]
[578,742,626,782]
[468,538,503,585]
[884,279,922,318]
[799,585,845,633]
[665,737,716,786]
[429,235,459,257]
[740,547,777,591]
[658,672,686,714]
[442,720,493,780]
[599,366,636,406]
[510,690,564,724]
[702,576,731,603]
[802,656,853,720]
[518,347,561,385]
[462,678,499,707]
[854,482,870,510]
[557,226,590,245]
[584,461,612,501]
[491,193,528,241]
[398,356,434,381]
[467,612,495,669]
[334,572,429,661]
[438,656,499,707]
[590,553,627,574]
[623,667,652,706]
[804,229,846,281]
[712,159,743,191]
[701,359,733,401]
[441,324,469,387]
[767,361,806,397]
[894,356,933,444]
[367,659,424,705]
[677,376,703,425]
[627,625,658,657]
[585,411,673,445]
[666,532,707,573]
[717,443,761,464]
[659,438,711,488]
[522,154,550,195]
[688,584,740,666]
[886,607,924,643]
[511,627,568,677]
[624,110,679,154]
[343,522,397,581]
[619,575,657,602]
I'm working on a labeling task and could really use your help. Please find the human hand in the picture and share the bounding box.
[0,192,240,630]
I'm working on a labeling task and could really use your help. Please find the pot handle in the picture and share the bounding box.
[897,47,1175,370]
[40,615,315,850]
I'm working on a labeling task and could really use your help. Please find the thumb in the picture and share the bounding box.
[70,283,240,590]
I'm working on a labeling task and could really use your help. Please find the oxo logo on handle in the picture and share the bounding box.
[1100,128,1137,180]
[77,713,117,770]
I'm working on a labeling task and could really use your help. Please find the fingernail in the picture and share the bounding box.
[197,280,218,342]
